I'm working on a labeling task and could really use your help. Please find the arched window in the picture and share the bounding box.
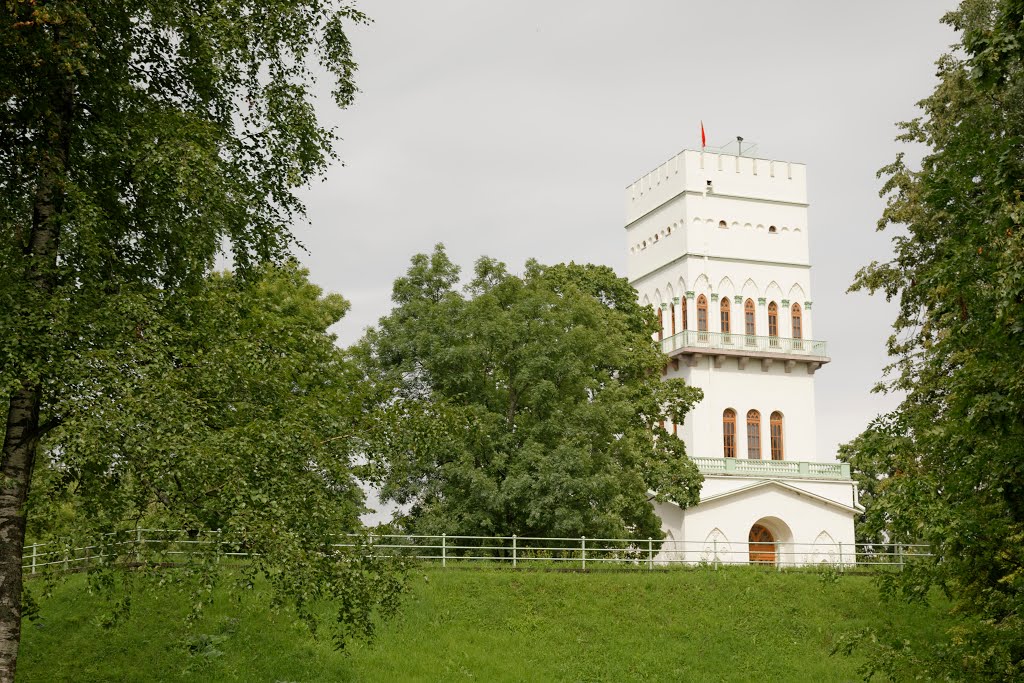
[723,409,737,458]
[697,295,708,332]
[747,410,761,459]
[682,298,688,331]
[670,303,676,336]
[791,302,803,340]
[656,307,664,341]
[720,297,731,334]
[770,411,784,460]
[744,298,756,336]
[768,301,779,343]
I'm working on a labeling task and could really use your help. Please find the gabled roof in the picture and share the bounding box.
[697,479,864,514]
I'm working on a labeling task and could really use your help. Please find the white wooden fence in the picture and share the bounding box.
[22,529,930,574]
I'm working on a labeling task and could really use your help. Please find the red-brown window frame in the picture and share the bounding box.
[768,301,778,337]
[697,295,708,332]
[744,298,756,336]
[720,297,731,333]
[791,302,803,339]
[747,409,761,459]
[723,408,737,458]
[770,411,784,460]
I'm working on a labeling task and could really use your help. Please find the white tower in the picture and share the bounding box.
[626,147,860,566]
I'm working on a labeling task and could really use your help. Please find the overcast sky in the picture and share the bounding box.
[292,1,958,481]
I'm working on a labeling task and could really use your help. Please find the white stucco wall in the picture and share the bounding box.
[631,148,857,566]
[653,482,858,567]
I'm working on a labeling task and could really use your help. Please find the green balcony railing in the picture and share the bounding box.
[661,330,827,358]
[691,456,850,480]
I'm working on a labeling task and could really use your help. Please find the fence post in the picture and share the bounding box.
[898,542,904,571]
[441,534,446,568]
[714,537,718,570]
[30,544,37,575]
[581,536,586,571]
[512,535,517,569]
[838,541,844,573]
[647,537,653,571]
[776,541,781,572]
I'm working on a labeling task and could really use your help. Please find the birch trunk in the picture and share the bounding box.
[0,80,71,683]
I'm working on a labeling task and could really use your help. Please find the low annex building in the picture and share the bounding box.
[625,145,860,566]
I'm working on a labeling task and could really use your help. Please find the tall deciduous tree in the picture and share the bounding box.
[841,0,1024,678]
[1,2,377,679]
[359,245,703,541]
[29,263,403,649]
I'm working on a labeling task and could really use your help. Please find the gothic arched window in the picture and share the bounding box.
[682,298,688,331]
[723,409,737,458]
[670,302,676,336]
[768,301,779,338]
[744,298,756,336]
[720,297,731,334]
[791,302,803,340]
[656,306,664,341]
[697,295,708,332]
[747,410,761,459]
[770,411,784,460]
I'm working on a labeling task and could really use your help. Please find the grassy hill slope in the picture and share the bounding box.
[19,567,951,682]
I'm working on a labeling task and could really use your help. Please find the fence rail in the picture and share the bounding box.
[22,529,930,574]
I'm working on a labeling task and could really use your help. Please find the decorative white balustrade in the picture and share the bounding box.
[661,330,827,359]
[691,456,851,480]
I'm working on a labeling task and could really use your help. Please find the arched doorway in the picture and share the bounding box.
[748,524,775,564]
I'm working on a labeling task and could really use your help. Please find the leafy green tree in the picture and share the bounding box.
[0,2,383,678]
[359,245,704,541]
[842,0,1024,677]
[29,263,404,647]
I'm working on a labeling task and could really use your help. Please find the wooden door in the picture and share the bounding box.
[748,524,775,564]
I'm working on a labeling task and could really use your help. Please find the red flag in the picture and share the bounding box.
[701,121,706,148]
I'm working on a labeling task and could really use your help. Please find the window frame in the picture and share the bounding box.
[723,408,737,458]
[770,411,784,460]
[744,298,756,336]
[746,409,761,459]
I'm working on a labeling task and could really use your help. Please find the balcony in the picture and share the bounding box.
[660,330,829,373]
[691,456,850,480]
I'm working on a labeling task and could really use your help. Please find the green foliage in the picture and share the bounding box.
[359,245,703,541]
[843,0,1024,678]
[1,0,403,667]
[28,263,405,647]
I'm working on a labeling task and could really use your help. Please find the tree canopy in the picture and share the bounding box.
[359,245,704,541]
[29,263,404,647]
[840,0,1024,678]
[1,2,387,679]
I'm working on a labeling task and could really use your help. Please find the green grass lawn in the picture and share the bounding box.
[18,566,951,682]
